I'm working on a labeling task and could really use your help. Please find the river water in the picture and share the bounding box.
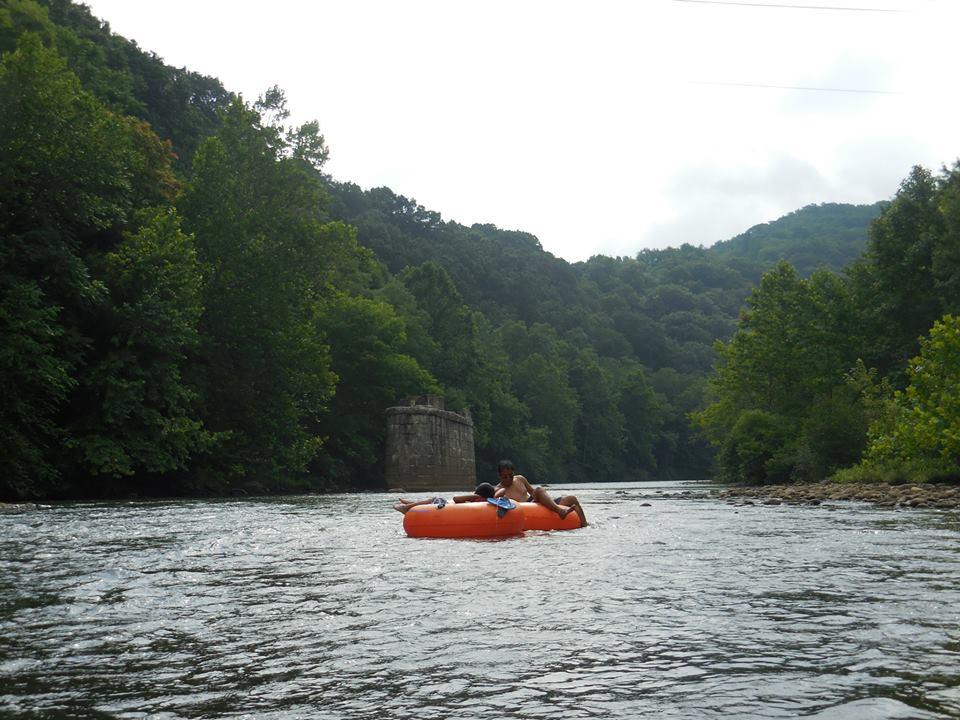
[1,482,958,719]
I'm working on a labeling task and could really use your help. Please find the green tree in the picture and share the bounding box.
[862,314,960,470]
[495,321,580,480]
[313,291,438,487]
[851,166,954,378]
[0,277,72,497]
[398,262,497,417]
[397,262,537,476]
[933,166,960,310]
[717,410,789,485]
[0,34,204,498]
[567,349,625,481]
[31,0,234,166]
[0,0,56,53]
[180,93,353,491]
[712,202,884,275]
[694,262,864,483]
[66,209,212,491]
[616,360,664,477]
[511,353,578,480]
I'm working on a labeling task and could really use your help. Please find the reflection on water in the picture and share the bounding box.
[1,483,958,719]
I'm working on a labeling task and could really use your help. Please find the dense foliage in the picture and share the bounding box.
[711,202,884,276]
[2,0,915,500]
[0,0,232,166]
[0,32,204,497]
[859,315,960,472]
[696,165,960,485]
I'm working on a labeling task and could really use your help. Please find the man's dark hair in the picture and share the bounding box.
[497,459,515,473]
[474,482,496,499]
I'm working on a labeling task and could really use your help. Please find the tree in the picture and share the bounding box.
[694,262,864,483]
[313,291,437,487]
[711,202,884,276]
[511,353,578,480]
[851,166,951,379]
[717,410,789,485]
[0,276,72,497]
[494,322,580,480]
[179,93,353,491]
[32,0,234,166]
[397,262,536,475]
[399,262,482,407]
[566,349,625,481]
[933,166,960,311]
[862,314,960,470]
[66,209,212,492]
[1,34,208,498]
[616,360,664,478]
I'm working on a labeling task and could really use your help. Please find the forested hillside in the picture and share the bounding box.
[325,182,883,481]
[695,165,960,486]
[712,202,884,276]
[2,0,905,501]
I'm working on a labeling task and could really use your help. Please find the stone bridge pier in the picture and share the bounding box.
[384,396,476,491]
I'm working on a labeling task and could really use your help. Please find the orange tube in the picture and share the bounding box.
[519,502,582,531]
[402,501,526,538]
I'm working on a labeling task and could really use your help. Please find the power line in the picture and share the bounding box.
[674,0,902,11]
[691,80,900,94]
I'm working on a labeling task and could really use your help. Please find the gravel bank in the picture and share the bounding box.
[715,482,960,509]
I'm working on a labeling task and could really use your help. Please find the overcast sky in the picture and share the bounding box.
[83,0,960,262]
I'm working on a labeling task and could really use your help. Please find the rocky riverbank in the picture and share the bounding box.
[0,502,39,512]
[715,482,960,510]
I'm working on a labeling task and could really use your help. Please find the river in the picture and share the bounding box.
[1,482,958,719]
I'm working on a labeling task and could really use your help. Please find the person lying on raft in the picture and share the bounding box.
[393,483,498,514]
[494,459,588,526]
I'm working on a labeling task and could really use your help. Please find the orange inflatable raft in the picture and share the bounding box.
[402,500,581,538]
[518,502,582,531]
[402,500,525,538]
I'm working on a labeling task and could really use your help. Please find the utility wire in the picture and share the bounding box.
[674,0,902,11]
[677,0,904,95]
[691,80,900,94]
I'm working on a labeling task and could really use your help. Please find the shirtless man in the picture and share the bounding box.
[493,460,588,526]
[393,483,497,514]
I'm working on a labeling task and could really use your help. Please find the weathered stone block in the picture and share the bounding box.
[384,397,476,491]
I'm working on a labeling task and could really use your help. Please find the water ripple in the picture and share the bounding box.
[1,484,958,718]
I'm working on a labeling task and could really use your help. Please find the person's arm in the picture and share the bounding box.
[452,494,481,503]
[494,487,507,499]
[515,475,535,494]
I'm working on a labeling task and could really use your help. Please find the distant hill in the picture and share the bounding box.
[710,202,885,276]
[4,0,894,492]
[323,183,886,478]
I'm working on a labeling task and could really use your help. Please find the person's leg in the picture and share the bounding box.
[555,494,588,526]
[530,486,573,519]
[393,497,437,514]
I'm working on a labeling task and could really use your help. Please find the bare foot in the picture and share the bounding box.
[557,505,572,519]
[393,502,413,514]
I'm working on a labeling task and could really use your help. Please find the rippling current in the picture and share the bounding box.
[1,482,958,719]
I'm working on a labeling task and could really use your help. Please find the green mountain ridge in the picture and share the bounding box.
[710,201,885,275]
[3,0,924,500]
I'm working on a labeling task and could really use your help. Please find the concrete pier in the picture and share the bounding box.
[384,396,476,491]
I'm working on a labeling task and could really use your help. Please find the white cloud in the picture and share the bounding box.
[84,0,960,261]
[640,153,831,248]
